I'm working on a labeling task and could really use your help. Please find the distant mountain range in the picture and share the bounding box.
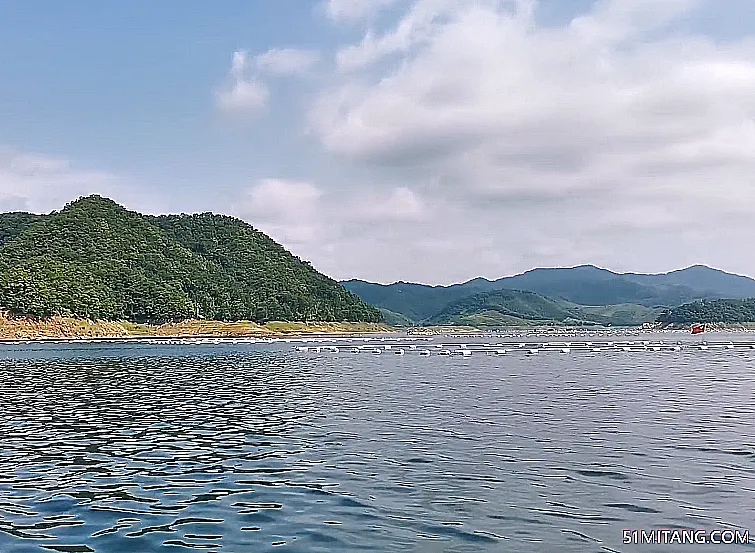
[342,265,755,326]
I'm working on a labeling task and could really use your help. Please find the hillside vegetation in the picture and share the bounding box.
[0,196,381,324]
[427,290,583,326]
[340,279,471,322]
[658,299,755,324]
[424,290,661,327]
[0,212,45,246]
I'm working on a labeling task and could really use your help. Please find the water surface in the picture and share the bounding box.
[0,338,753,552]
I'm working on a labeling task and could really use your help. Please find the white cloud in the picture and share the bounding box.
[232,179,329,248]
[573,0,698,44]
[215,48,321,113]
[323,0,404,22]
[0,146,163,215]
[296,0,755,283]
[215,51,268,113]
[229,179,435,273]
[256,48,321,75]
[216,79,268,112]
[350,186,427,222]
[243,178,322,219]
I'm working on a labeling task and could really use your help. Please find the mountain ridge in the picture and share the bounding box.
[342,264,755,326]
[352,264,754,289]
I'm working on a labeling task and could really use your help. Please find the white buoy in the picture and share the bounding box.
[394,348,405,355]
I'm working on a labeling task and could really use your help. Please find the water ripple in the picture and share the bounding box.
[0,339,753,551]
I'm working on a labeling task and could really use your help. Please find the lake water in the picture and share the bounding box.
[0,335,754,552]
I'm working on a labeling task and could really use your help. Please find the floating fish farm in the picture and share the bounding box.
[293,337,755,357]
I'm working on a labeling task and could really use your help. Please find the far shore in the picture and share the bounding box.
[2,313,753,343]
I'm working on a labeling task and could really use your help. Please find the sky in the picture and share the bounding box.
[2,0,755,285]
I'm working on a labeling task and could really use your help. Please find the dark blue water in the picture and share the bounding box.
[0,338,754,552]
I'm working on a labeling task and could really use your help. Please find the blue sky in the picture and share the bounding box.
[2,0,755,284]
[0,2,335,201]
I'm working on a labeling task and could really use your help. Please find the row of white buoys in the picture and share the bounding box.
[296,339,755,357]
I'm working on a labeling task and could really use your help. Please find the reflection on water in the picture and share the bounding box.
[0,340,753,552]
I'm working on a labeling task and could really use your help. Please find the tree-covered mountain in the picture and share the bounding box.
[339,279,472,322]
[0,212,44,246]
[625,265,755,299]
[426,290,591,326]
[0,196,381,323]
[425,290,661,327]
[657,298,755,325]
[377,308,414,327]
[457,265,704,307]
[343,264,755,326]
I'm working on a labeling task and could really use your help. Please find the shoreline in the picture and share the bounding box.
[0,315,395,342]
[2,314,753,344]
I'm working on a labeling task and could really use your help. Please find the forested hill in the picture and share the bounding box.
[424,289,660,327]
[657,299,755,325]
[0,212,45,246]
[0,195,381,324]
[426,290,585,326]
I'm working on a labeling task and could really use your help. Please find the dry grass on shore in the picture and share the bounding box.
[0,313,130,340]
[0,312,393,341]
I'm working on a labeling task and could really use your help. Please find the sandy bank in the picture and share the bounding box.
[0,313,393,341]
